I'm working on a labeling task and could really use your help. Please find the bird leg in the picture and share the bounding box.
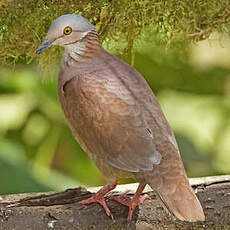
[108,183,148,220]
[78,180,117,216]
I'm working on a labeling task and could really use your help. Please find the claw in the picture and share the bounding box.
[78,180,117,217]
[79,195,111,216]
[78,182,147,220]
[109,183,148,220]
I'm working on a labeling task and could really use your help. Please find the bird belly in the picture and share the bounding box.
[58,78,132,182]
[70,126,133,183]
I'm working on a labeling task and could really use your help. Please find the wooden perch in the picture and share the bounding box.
[0,175,230,230]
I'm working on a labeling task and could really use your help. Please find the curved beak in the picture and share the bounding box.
[36,39,54,55]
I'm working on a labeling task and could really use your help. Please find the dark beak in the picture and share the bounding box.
[36,39,54,55]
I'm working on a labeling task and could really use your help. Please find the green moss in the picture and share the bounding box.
[0,0,230,68]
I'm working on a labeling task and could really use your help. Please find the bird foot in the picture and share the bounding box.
[79,195,111,216]
[108,193,149,220]
[78,181,117,217]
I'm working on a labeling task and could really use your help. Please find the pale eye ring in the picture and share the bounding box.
[63,26,72,35]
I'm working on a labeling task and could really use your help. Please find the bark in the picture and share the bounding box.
[0,175,230,230]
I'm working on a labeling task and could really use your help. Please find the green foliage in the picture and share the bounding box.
[0,137,50,194]
[0,68,105,193]
[0,0,230,68]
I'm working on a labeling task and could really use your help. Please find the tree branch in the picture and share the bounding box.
[0,175,230,229]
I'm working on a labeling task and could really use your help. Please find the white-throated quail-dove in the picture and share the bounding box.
[36,14,205,222]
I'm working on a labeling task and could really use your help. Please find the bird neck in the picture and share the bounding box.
[62,29,103,66]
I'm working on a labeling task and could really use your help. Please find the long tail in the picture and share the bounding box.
[149,178,205,222]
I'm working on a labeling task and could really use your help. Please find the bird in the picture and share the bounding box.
[36,14,205,222]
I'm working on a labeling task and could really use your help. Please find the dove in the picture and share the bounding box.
[36,14,205,221]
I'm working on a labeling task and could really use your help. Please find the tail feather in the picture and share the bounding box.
[153,181,205,222]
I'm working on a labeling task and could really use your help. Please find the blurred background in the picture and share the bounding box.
[0,31,230,195]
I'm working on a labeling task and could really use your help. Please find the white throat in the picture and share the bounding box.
[63,41,86,63]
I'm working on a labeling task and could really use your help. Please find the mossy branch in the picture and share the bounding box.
[0,0,230,68]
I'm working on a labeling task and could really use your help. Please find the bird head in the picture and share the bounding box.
[36,14,95,55]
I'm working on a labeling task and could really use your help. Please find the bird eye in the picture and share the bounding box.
[63,26,72,35]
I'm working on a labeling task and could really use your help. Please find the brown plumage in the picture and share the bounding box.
[36,14,205,221]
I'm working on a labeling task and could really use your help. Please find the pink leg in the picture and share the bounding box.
[78,180,117,216]
[109,183,148,220]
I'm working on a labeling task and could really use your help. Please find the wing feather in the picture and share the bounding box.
[61,54,179,172]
